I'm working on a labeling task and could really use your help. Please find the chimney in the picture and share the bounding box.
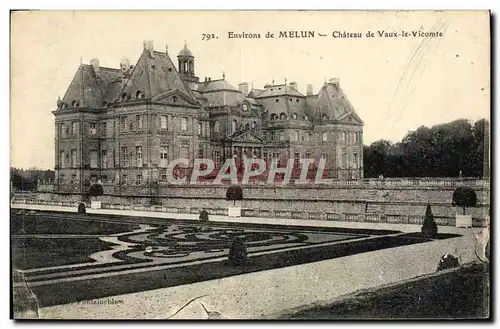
[239,82,249,95]
[165,44,168,54]
[90,58,99,73]
[143,40,154,54]
[289,81,298,91]
[306,84,313,96]
[120,57,130,72]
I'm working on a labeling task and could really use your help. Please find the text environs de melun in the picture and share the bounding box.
[227,30,444,39]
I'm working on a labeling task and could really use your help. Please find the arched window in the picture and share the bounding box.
[251,121,256,130]
[322,113,329,121]
[270,114,277,121]
[121,93,128,102]
[280,112,287,120]
[245,123,250,131]
[172,96,178,102]
[136,91,143,99]
[303,114,309,120]
[72,100,77,107]
[232,120,237,133]
[291,113,298,119]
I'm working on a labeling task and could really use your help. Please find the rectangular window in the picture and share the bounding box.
[71,149,77,168]
[342,152,347,169]
[136,146,143,167]
[71,173,77,184]
[60,150,66,168]
[101,175,108,183]
[322,132,328,142]
[136,115,143,129]
[159,146,168,168]
[60,123,67,138]
[136,174,143,185]
[160,115,168,130]
[121,116,127,131]
[198,122,202,135]
[101,122,107,136]
[180,146,190,160]
[270,131,275,142]
[213,151,220,168]
[72,122,78,136]
[89,122,97,135]
[90,150,98,168]
[101,150,107,169]
[122,174,128,185]
[341,132,346,143]
[160,169,167,181]
[198,148,203,158]
[214,121,219,133]
[279,131,285,141]
[294,152,300,169]
[121,147,128,168]
[353,153,358,169]
[181,117,188,131]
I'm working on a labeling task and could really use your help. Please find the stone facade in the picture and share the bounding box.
[53,41,364,194]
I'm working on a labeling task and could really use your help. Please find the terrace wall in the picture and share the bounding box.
[27,178,490,226]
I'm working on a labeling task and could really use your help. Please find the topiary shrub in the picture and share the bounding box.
[421,203,438,238]
[200,209,209,222]
[228,237,247,266]
[78,202,86,214]
[452,186,477,215]
[226,185,243,206]
[436,253,460,271]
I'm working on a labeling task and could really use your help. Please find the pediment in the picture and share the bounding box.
[337,111,363,125]
[230,130,264,143]
[152,89,199,106]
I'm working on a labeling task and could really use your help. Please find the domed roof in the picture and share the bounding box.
[199,79,239,93]
[178,43,194,57]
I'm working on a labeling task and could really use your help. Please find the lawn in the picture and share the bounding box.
[283,262,490,319]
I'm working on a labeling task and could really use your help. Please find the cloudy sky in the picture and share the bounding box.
[11,10,490,169]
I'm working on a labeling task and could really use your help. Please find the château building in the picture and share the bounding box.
[53,40,364,193]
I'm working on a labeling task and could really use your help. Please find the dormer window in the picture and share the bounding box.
[303,114,309,120]
[296,99,299,103]
[136,91,143,99]
[173,96,178,103]
[291,113,298,119]
[72,100,78,107]
[121,93,128,102]
[270,114,277,121]
[280,112,287,120]
[168,68,172,72]
[322,114,329,121]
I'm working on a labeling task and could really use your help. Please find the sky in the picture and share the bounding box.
[10,10,490,170]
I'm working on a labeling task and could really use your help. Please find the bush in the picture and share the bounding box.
[78,202,86,214]
[226,185,243,206]
[89,183,104,198]
[452,186,477,215]
[200,209,209,222]
[228,237,247,266]
[437,253,460,271]
[421,203,438,238]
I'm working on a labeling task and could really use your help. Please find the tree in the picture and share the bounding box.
[200,209,209,222]
[228,237,247,265]
[88,183,104,199]
[421,203,438,238]
[452,186,477,215]
[226,185,243,206]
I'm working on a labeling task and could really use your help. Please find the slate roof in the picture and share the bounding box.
[59,48,199,110]
[253,84,304,98]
